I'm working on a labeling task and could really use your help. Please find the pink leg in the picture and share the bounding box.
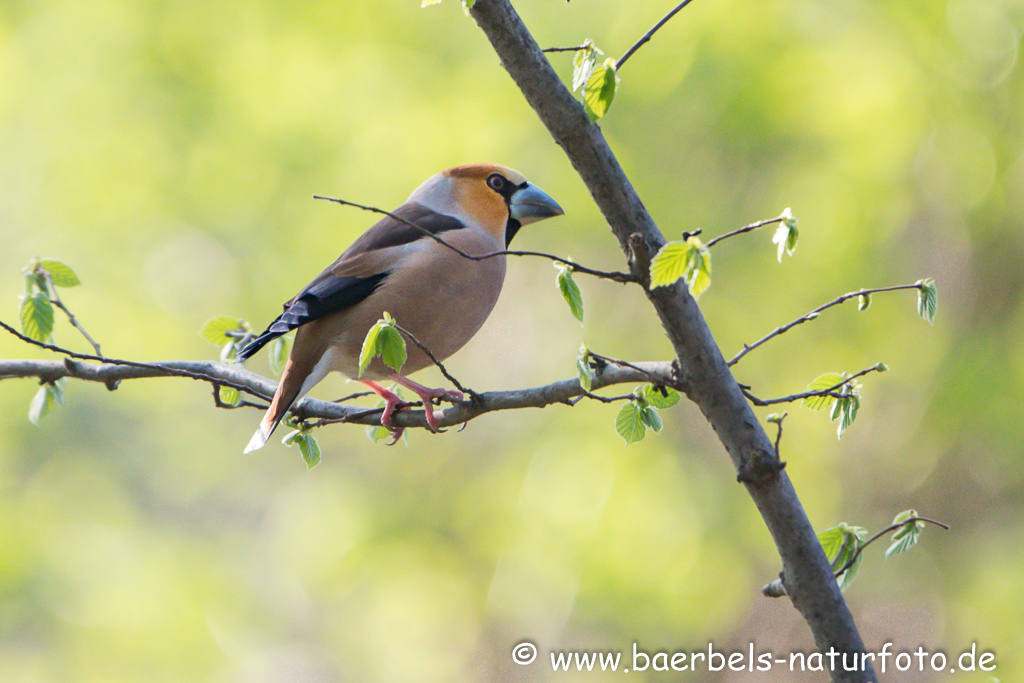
[360,380,406,444]
[387,373,463,433]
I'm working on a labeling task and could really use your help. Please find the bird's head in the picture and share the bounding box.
[409,163,564,246]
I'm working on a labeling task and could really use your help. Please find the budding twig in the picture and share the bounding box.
[729,284,925,366]
[616,0,698,70]
[832,517,950,578]
[705,215,785,248]
[742,364,886,407]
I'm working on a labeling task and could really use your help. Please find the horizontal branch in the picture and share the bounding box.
[0,356,676,432]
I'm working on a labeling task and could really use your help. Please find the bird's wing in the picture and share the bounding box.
[236,203,466,361]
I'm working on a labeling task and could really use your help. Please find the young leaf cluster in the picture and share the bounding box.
[282,425,322,470]
[569,41,619,123]
[818,522,868,592]
[18,258,81,424]
[649,236,711,298]
[771,208,799,263]
[818,510,941,592]
[556,262,584,323]
[29,378,67,425]
[358,312,407,377]
[615,385,681,445]
[18,257,80,344]
[799,367,885,439]
[916,278,937,325]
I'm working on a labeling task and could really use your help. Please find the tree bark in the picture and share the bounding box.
[467,1,875,680]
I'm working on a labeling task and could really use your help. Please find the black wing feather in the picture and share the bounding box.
[237,203,465,362]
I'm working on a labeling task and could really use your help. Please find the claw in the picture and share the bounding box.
[360,375,463,436]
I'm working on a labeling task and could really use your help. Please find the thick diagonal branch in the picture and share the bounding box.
[467,1,873,679]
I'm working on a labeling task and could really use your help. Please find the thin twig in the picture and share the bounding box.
[40,271,102,356]
[833,517,950,578]
[705,215,784,248]
[332,390,375,403]
[616,0,698,70]
[0,318,266,399]
[567,390,636,406]
[729,284,925,366]
[313,195,637,284]
[542,45,590,53]
[772,412,788,456]
[392,323,480,401]
[742,364,885,407]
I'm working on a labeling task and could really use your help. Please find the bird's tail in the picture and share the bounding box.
[243,370,303,453]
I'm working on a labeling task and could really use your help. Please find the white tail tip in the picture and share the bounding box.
[244,425,269,454]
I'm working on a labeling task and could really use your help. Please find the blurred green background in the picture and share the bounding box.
[1,0,1021,680]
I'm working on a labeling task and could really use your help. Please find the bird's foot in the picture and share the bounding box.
[361,380,407,441]
[388,374,463,433]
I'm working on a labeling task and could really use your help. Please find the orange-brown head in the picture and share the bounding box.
[409,163,564,245]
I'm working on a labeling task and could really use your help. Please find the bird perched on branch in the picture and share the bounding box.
[238,163,564,452]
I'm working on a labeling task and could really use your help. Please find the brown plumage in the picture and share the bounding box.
[240,164,564,452]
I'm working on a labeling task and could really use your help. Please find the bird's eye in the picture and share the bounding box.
[486,174,506,191]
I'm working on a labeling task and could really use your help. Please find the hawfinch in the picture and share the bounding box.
[239,163,564,452]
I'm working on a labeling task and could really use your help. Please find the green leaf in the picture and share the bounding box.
[639,405,663,432]
[885,509,925,559]
[39,259,81,287]
[201,315,242,346]
[801,372,844,411]
[891,509,916,525]
[20,293,54,342]
[916,278,937,324]
[576,343,595,391]
[281,430,321,469]
[556,263,584,323]
[818,523,867,592]
[583,57,618,122]
[772,208,799,263]
[219,341,236,363]
[858,293,871,311]
[832,395,860,440]
[219,385,242,407]
[643,385,680,409]
[685,237,712,299]
[298,433,321,470]
[649,237,712,297]
[461,0,474,13]
[269,335,290,375]
[649,241,691,289]
[366,423,391,443]
[572,40,601,92]
[379,326,407,373]
[28,385,54,425]
[615,401,647,446]
[358,320,386,377]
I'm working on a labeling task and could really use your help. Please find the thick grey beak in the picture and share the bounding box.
[509,183,564,225]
